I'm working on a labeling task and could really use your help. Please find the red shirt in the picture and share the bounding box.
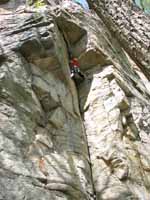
[70,58,80,68]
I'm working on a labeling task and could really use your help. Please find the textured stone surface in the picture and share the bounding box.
[0,1,150,200]
[78,60,150,199]
[87,0,150,77]
[0,7,93,200]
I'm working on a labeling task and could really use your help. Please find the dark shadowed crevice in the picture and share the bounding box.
[57,18,97,199]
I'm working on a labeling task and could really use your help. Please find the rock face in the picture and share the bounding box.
[0,1,150,200]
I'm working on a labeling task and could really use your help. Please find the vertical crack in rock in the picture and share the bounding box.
[57,22,97,200]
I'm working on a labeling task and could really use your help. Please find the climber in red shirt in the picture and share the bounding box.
[69,57,85,79]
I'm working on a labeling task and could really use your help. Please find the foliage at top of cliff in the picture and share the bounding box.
[135,0,150,13]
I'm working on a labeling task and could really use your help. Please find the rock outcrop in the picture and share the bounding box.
[0,1,150,199]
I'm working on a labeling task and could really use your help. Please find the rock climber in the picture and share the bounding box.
[69,56,85,80]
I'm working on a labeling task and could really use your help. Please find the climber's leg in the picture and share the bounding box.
[78,71,85,80]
